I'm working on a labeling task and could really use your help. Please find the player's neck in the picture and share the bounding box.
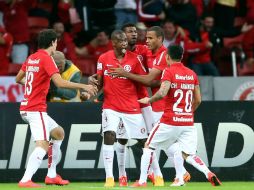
[114,49,125,61]
[128,44,136,52]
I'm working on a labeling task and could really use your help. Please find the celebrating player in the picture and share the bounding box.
[16,29,97,187]
[132,44,222,187]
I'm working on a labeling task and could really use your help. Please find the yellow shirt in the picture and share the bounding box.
[51,63,82,102]
[217,0,237,7]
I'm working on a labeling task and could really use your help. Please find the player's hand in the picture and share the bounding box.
[83,84,98,96]
[88,74,98,86]
[108,64,127,77]
[80,91,91,101]
[138,97,150,104]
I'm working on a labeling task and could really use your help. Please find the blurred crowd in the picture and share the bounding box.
[0,0,254,76]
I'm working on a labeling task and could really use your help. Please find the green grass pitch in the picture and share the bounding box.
[0,182,253,190]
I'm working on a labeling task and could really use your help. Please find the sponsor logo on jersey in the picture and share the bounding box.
[28,59,40,64]
[175,74,194,80]
[97,62,102,70]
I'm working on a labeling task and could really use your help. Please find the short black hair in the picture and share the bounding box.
[121,23,136,31]
[111,30,125,41]
[38,29,57,49]
[162,19,176,27]
[168,44,184,61]
[147,26,164,41]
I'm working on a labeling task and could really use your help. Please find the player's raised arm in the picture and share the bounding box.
[51,73,97,96]
[138,80,171,104]
[110,66,161,87]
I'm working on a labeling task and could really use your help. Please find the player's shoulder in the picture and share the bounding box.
[98,50,114,60]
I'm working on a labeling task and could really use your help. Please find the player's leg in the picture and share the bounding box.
[45,114,69,185]
[18,111,49,187]
[144,109,164,186]
[180,127,221,186]
[102,109,121,187]
[116,138,128,186]
[132,123,176,187]
[166,143,191,186]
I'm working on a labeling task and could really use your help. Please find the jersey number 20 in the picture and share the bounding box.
[173,89,193,113]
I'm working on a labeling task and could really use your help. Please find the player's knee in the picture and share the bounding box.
[50,126,65,140]
[104,131,116,145]
[36,140,49,152]
[182,151,189,160]
[118,139,128,145]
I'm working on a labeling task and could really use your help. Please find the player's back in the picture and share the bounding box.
[20,50,59,112]
[160,62,199,126]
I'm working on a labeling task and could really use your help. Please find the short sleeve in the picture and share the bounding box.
[153,51,167,71]
[21,60,27,72]
[161,68,172,82]
[44,56,59,77]
[194,72,199,85]
[97,55,104,76]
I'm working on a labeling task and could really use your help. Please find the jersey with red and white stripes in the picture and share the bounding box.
[160,62,199,126]
[97,50,147,114]
[146,45,168,112]
[20,49,59,112]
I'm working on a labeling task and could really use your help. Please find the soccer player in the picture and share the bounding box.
[16,29,97,188]
[96,30,148,187]
[132,44,222,187]
[109,26,190,184]
[116,23,163,186]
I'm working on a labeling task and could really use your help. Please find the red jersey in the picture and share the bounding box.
[146,45,168,112]
[160,63,199,126]
[97,50,146,114]
[132,45,150,108]
[20,50,59,112]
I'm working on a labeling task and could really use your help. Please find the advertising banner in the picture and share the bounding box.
[0,102,253,182]
[214,77,254,100]
[0,77,24,102]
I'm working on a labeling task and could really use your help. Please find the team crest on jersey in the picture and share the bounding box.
[124,65,131,72]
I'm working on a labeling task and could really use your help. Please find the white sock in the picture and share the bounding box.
[21,147,46,182]
[173,150,185,181]
[47,140,62,178]
[151,152,162,177]
[103,144,114,178]
[167,144,187,176]
[186,155,210,178]
[116,142,126,177]
[139,148,154,183]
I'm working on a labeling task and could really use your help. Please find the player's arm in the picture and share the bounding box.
[51,72,81,99]
[96,74,103,91]
[15,70,26,85]
[138,80,171,104]
[192,85,201,111]
[51,73,97,96]
[110,66,161,87]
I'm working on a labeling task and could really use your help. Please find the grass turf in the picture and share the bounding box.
[0,182,252,190]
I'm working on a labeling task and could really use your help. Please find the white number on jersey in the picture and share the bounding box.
[24,72,34,95]
[173,89,193,113]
